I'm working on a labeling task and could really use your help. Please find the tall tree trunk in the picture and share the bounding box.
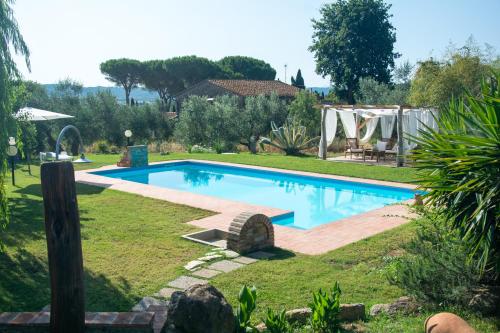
[125,86,131,105]
[347,87,355,104]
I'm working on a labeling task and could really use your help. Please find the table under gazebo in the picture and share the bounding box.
[318,104,438,167]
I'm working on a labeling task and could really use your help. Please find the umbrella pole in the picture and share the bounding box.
[26,149,31,175]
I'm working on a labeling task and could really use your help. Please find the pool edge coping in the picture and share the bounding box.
[74,159,417,255]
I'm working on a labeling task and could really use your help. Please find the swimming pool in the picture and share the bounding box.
[93,161,416,230]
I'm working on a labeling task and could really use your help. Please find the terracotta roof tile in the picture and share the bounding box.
[207,79,300,97]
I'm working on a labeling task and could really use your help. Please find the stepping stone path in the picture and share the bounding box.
[132,296,168,312]
[131,247,277,326]
[155,288,179,299]
[184,260,205,271]
[233,256,259,264]
[208,260,244,273]
[248,250,276,259]
[191,268,222,279]
[198,254,223,261]
[168,276,208,289]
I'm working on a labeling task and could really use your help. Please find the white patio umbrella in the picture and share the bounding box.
[15,107,74,121]
[14,107,91,163]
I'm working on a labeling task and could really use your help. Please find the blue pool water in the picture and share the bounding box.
[93,161,415,230]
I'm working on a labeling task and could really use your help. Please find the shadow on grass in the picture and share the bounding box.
[4,184,97,248]
[13,183,107,198]
[0,249,134,312]
[268,247,296,261]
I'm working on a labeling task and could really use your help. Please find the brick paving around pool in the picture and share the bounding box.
[75,159,417,255]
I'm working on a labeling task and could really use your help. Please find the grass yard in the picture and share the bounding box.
[1,153,497,332]
[75,152,419,183]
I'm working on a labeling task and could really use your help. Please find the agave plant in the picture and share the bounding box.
[411,71,500,273]
[260,118,319,155]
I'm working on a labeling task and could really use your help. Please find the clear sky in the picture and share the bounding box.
[12,0,500,87]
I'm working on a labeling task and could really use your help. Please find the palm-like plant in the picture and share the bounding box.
[1,0,30,231]
[260,118,319,155]
[411,72,500,272]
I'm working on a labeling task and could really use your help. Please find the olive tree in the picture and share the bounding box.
[238,93,288,153]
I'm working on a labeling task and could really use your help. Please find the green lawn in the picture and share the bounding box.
[1,153,497,332]
[75,152,419,183]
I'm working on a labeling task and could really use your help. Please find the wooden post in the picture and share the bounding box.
[41,162,85,333]
[397,106,404,167]
[320,108,327,160]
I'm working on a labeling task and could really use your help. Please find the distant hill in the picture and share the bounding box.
[307,87,330,95]
[43,84,159,103]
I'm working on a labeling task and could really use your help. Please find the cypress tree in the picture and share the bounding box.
[293,69,305,89]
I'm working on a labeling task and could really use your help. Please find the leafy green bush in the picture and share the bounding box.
[387,212,483,307]
[91,140,120,154]
[309,282,342,333]
[188,144,214,154]
[260,118,319,155]
[287,90,321,137]
[235,285,258,333]
[263,308,291,333]
[411,71,500,272]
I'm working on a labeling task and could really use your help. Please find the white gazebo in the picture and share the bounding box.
[318,104,438,166]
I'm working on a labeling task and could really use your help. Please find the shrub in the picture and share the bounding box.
[91,140,120,154]
[188,145,214,154]
[287,90,321,137]
[309,282,342,333]
[235,285,258,333]
[387,212,483,307]
[411,71,500,272]
[260,118,319,155]
[263,308,291,333]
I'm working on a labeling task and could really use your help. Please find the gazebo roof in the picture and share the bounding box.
[319,104,437,117]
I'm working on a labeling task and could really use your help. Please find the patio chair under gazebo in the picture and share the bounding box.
[318,104,438,167]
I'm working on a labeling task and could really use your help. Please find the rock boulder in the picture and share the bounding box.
[166,284,234,333]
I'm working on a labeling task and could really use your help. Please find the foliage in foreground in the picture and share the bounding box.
[260,118,319,156]
[309,282,342,333]
[264,308,291,333]
[235,285,258,333]
[386,211,484,307]
[411,71,500,272]
[234,283,342,333]
[0,0,31,239]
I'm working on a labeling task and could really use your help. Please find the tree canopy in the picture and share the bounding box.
[309,0,399,103]
[139,60,183,109]
[100,58,142,105]
[218,56,276,80]
[409,53,492,107]
[167,55,233,90]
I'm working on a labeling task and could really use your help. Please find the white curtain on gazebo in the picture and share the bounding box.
[380,116,396,139]
[359,117,379,144]
[338,111,357,138]
[318,108,338,157]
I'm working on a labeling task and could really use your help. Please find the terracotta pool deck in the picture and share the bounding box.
[75,160,417,255]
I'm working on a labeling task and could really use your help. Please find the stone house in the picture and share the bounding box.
[175,79,300,111]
